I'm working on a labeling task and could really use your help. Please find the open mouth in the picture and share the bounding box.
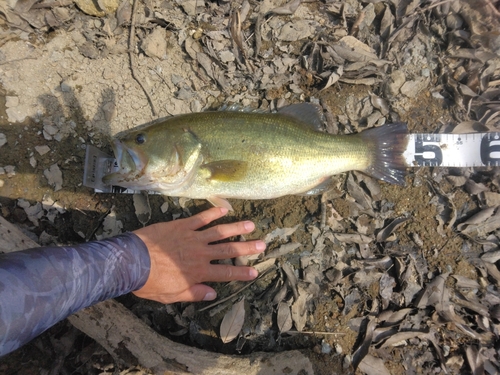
[102,140,146,185]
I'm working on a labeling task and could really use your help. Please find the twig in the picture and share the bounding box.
[129,0,157,116]
[284,330,346,336]
[199,266,277,312]
[0,55,40,65]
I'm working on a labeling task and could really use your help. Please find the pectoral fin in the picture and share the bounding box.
[201,160,248,182]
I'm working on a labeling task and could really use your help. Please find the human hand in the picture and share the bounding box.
[132,207,265,304]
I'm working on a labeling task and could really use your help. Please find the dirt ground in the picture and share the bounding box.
[1,0,500,374]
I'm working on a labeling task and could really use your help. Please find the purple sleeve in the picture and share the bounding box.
[0,232,150,357]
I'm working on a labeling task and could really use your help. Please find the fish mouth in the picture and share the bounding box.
[102,139,147,186]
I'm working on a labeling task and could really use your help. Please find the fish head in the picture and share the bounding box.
[102,125,202,191]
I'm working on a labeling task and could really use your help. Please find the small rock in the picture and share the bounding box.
[103,67,115,80]
[0,133,6,148]
[35,145,51,155]
[78,42,100,59]
[23,202,44,226]
[43,164,63,191]
[39,231,58,246]
[142,28,167,59]
[160,201,169,213]
[180,0,199,16]
[43,124,59,140]
[321,340,332,354]
[6,107,27,123]
[385,70,406,97]
[219,50,235,63]
[4,165,15,177]
[335,343,343,354]
[5,96,19,108]
[400,77,430,98]
[60,81,72,92]
[30,156,37,168]
[278,20,315,42]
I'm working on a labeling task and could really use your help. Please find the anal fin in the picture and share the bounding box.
[207,196,234,211]
[297,178,336,196]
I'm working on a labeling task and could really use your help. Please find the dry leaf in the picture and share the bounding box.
[466,346,484,375]
[133,192,151,226]
[264,225,300,243]
[291,290,307,332]
[277,301,293,333]
[358,354,391,375]
[220,298,245,344]
[264,242,301,259]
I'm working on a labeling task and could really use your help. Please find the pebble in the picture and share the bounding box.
[321,340,332,354]
[385,70,405,97]
[219,50,235,63]
[35,145,51,155]
[5,96,19,108]
[278,20,315,42]
[160,202,169,213]
[141,28,167,59]
[43,164,63,191]
[4,165,15,177]
[0,133,6,148]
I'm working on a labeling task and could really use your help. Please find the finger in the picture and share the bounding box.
[201,220,255,243]
[176,284,217,302]
[186,207,228,230]
[204,264,258,282]
[206,240,266,260]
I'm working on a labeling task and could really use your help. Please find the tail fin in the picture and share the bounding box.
[359,122,409,185]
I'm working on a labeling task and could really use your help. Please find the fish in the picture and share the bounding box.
[103,103,408,210]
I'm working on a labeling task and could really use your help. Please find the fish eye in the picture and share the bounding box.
[135,133,146,145]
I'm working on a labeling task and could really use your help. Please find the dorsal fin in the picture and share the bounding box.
[218,103,266,113]
[278,103,324,131]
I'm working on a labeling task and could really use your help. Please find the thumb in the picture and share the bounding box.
[178,284,217,302]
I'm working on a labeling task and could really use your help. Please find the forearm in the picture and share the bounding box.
[0,232,150,356]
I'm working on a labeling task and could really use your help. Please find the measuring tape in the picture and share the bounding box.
[84,132,500,193]
[403,132,500,168]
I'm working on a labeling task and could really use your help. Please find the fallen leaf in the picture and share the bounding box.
[277,301,293,333]
[220,298,245,344]
[358,354,391,375]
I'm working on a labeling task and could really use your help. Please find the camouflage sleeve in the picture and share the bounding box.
[0,232,150,357]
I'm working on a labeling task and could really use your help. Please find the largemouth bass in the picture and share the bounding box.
[103,103,408,209]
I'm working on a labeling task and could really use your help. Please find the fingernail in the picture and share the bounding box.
[249,268,258,279]
[255,241,266,251]
[244,221,255,231]
[220,207,228,215]
[203,291,217,301]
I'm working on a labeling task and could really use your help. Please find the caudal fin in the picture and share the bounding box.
[359,122,409,185]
